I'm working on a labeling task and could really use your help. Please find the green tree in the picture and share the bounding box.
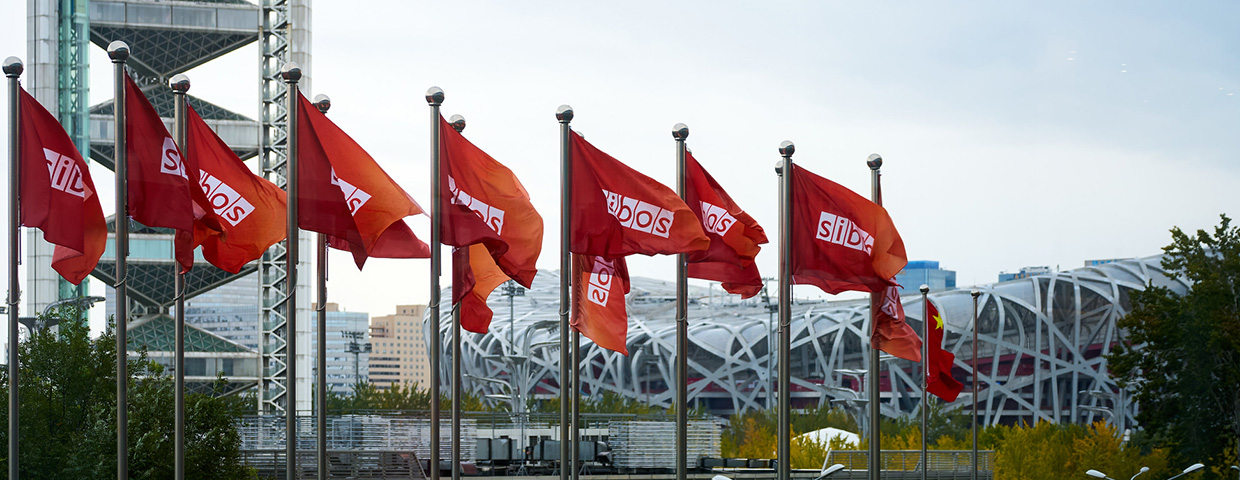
[0,315,255,479]
[1109,214,1240,470]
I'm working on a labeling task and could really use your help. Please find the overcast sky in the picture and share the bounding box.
[1,1,1237,326]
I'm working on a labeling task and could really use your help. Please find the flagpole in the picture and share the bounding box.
[865,153,883,480]
[4,56,23,480]
[449,113,467,480]
[919,285,929,480]
[776,140,794,480]
[970,289,981,480]
[571,329,580,480]
[425,86,444,480]
[107,40,131,480]
[672,123,689,480]
[170,73,190,480]
[311,93,331,480]
[281,62,302,480]
[555,104,573,480]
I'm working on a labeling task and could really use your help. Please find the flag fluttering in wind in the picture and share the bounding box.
[871,285,922,362]
[568,132,708,354]
[296,92,430,268]
[685,151,767,298]
[124,74,202,273]
[439,115,543,333]
[17,88,106,284]
[925,300,963,401]
[790,164,906,294]
[184,103,287,273]
[571,254,631,354]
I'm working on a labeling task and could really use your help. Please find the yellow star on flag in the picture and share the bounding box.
[932,314,944,330]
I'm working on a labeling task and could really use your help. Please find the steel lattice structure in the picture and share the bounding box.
[440,255,1184,426]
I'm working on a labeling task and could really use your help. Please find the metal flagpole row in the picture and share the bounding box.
[555,104,573,480]
[5,55,23,480]
[170,73,190,480]
[776,140,794,480]
[108,40,131,480]
[312,93,331,480]
[865,153,883,480]
[425,86,444,480]
[920,285,929,480]
[281,62,302,480]
[970,289,981,480]
[450,115,467,480]
[672,123,689,480]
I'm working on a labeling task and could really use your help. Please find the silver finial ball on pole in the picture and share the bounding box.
[556,104,574,123]
[920,284,930,294]
[971,289,981,298]
[169,74,190,93]
[866,153,883,170]
[313,94,331,114]
[425,87,444,106]
[280,63,301,82]
[779,140,795,157]
[449,114,466,133]
[672,123,689,140]
[107,41,130,62]
[773,160,784,175]
[2,57,23,77]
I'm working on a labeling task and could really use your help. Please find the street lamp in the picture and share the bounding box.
[816,463,846,479]
[341,330,372,384]
[1165,463,1204,480]
[1087,470,1116,480]
[16,296,106,335]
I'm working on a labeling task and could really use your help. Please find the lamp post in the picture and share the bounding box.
[342,331,371,385]
[1081,388,1125,434]
[1131,467,1150,480]
[1165,463,1204,480]
[1086,470,1117,480]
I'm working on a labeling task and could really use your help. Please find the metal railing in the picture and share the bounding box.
[825,450,994,474]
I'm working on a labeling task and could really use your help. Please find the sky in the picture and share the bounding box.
[0,1,1237,328]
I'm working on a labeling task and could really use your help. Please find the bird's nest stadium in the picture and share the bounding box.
[433,255,1185,427]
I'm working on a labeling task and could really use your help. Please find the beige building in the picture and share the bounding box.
[368,305,432,390]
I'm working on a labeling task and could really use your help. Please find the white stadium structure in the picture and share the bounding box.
[432,255,1185,427]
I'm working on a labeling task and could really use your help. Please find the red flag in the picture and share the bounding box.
[17,88,106,284]
[124,74,201,273]
[926,300,963,401]
[571,254,630,355]
[296,92,430,268]
[871,285,922,362]
[790,164,906,294]
[569,132,708,257]
[685,151,767,298]
[183,104,287,273]
[439,116,543,333]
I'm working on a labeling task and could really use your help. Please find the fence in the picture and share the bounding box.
[825,450,994,478]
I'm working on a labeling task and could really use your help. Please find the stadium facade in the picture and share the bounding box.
[438,255,1184,427]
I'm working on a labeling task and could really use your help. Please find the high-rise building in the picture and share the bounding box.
[312,303,371,396]
[368,305,431,391]
[893,260,957,295]
[998,265,1053,282]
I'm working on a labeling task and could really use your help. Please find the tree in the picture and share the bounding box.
[1110,214,1240,472]
[0,314,256,479]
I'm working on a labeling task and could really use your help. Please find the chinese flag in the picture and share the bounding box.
[926,300,963,401]
[183,104,287,273]
[125,74,202,273]
[685,151,767,298]
[790,164,906,294]
[569,132,709,257]
[296,92,430,268]
[439,116,543,333]
[871,285,922,362]
[17,88,106,284]
[571,254,630,355]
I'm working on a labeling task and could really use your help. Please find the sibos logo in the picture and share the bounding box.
[447,176,505,234]
[816,211,874,254]
[602,189,674,238]
[160,137,188,179]
[586,256,617,307]
[699,201,736,236]
[199,171,255,226]
[42,148,88,198]
[879,286,900,319]
[329,169,372,215]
